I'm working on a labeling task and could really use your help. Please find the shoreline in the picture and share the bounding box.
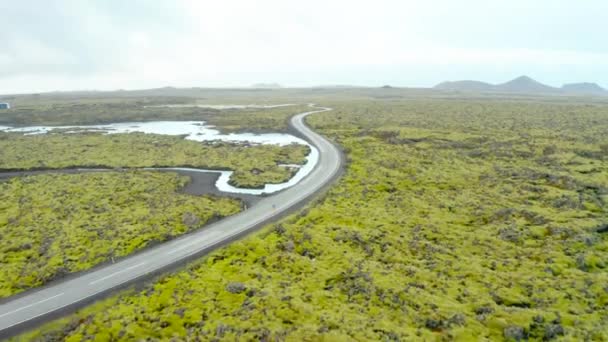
[0,168,263,206]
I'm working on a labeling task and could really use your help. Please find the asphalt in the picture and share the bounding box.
[0,105,343,338]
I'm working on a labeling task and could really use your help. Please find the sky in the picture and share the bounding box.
[1,0,608,94]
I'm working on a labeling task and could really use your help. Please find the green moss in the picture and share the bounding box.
[0,133,309,188]
[0,172,241,297]
[18,98,608,340]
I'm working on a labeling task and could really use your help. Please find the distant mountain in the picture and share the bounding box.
[251,83,282,89]
[311,84,365,89]
[434,80,494,92]
[495,75,558,93]
[434,76,606,95]
[561,82,606,95]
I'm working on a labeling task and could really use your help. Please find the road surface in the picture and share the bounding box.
[0,105,342,337]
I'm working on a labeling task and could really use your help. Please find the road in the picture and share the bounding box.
[0,105,343,337]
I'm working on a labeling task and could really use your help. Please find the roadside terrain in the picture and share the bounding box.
[0,103,312,299]
[0,172,241,298]
[0,132,309,189]
[0,104,340,339]
[19,95,607,341]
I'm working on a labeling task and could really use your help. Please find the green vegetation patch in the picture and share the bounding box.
[199,105,311,133]
[22,99,608,340]
[0,172,241,298]
[0,132,310,189]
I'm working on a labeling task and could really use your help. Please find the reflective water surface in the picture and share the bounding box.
[1,120,317,195]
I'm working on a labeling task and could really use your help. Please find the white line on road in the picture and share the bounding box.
[166,236,217,256]
[89,262,146,285]
[165,230,226,255]
[0,293,64,319]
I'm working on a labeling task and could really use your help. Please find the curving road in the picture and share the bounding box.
[0,105,343,337]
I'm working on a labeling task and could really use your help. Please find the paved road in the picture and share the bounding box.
[0,105,342,336]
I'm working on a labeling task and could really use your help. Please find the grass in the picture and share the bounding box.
[20,98,608,341]
[0,171,242,298]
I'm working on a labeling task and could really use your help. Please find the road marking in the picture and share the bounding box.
[1,261,154,330]
[165,230,223,255]
[166,237,215,255]
[0,293,64,319]
[89,262,146,285]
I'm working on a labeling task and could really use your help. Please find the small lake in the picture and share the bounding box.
[148,104,295,110]
[0,120,318,195]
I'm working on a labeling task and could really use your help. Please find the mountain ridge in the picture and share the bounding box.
[435,76,607,95]
[561,82,606,95]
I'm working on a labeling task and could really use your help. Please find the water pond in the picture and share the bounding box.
[0,120,317,195]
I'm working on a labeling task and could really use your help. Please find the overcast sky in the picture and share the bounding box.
[1,0,607,94]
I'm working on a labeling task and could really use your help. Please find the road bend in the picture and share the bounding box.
[0,105,342,337]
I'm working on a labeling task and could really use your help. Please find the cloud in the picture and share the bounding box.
[1,0,607,93]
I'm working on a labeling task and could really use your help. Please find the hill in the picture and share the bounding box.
[495,75,558,93]
[561,82,606,95]
[435,76,606,96]
[251,83,282,89]
[434,80,494,92]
